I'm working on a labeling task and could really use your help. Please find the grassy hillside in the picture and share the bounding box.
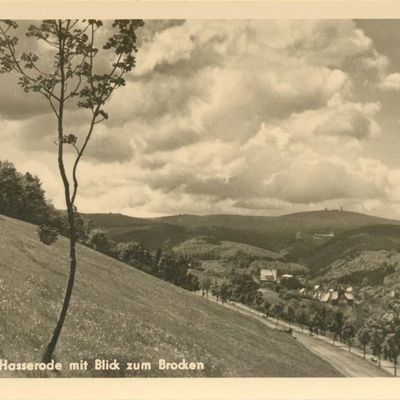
[305,225,400,274]
[0,214,340,377]
[173,236,281,261]
[88,210,400,253]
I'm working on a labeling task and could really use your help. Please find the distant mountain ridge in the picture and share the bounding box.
[155,210,400,232]
[87,210,400,254]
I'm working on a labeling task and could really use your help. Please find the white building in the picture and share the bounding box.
[260,269,278,282]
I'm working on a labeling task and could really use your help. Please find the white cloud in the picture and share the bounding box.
[1,20,399,218]
[379,72,400,90]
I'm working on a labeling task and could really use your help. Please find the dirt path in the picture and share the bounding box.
[198,293,390,377]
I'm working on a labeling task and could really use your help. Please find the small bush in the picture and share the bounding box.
[37,224,58,245]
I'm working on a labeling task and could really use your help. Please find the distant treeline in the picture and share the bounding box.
[0,160,199,292]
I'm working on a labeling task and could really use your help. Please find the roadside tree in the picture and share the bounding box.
[369,327,384,367]
[382,333,400,376]
[285,305,295,328]
[342,319,356,352]
[296,309,308,333]
[263,300,271,319]
[271,302,284,328]
[357,326,371,359]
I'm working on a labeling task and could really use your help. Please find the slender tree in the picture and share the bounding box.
[296,310,307,333]
[285,305,295,328]
[310,312,322,338]
[0,19,144,362]
[383,333,400,376]
[357,326,371,359]
[327,320,336,344]
[342,320,356,352]
[263,300,271,320]
[370,327,384,367]
[271,302,284,328]
[199,272,212,297]
[333,310,344,342]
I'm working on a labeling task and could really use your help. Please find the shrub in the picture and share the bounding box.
[37,224,58,245]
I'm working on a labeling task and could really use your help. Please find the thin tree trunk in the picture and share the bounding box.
[42,22,77,363]
[42,215,76,362]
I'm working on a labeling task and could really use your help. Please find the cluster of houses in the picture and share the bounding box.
[299,285,356,306]
[260,268,356,307]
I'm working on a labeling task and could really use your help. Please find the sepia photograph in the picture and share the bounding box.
[3,6,400,396]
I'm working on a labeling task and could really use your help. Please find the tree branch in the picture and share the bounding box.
[0,24,61,103]
[70,105,99,204]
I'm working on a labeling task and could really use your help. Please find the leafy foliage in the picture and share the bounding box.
[228,271,259,305]
[37,224,58,245]
[0,160,51,224]
[342,319,356,351]
[87,229,116,256]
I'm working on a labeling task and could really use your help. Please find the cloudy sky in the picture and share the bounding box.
[3,19,400,219]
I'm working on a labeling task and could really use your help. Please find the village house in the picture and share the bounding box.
[260,269,278,282]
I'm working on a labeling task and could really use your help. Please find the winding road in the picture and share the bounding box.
[198,292,391,377]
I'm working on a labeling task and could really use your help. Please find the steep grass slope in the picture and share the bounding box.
[0,215,339,377]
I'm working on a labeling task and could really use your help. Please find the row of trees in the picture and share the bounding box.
[355,304,400,376]
[259,298,400,376]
